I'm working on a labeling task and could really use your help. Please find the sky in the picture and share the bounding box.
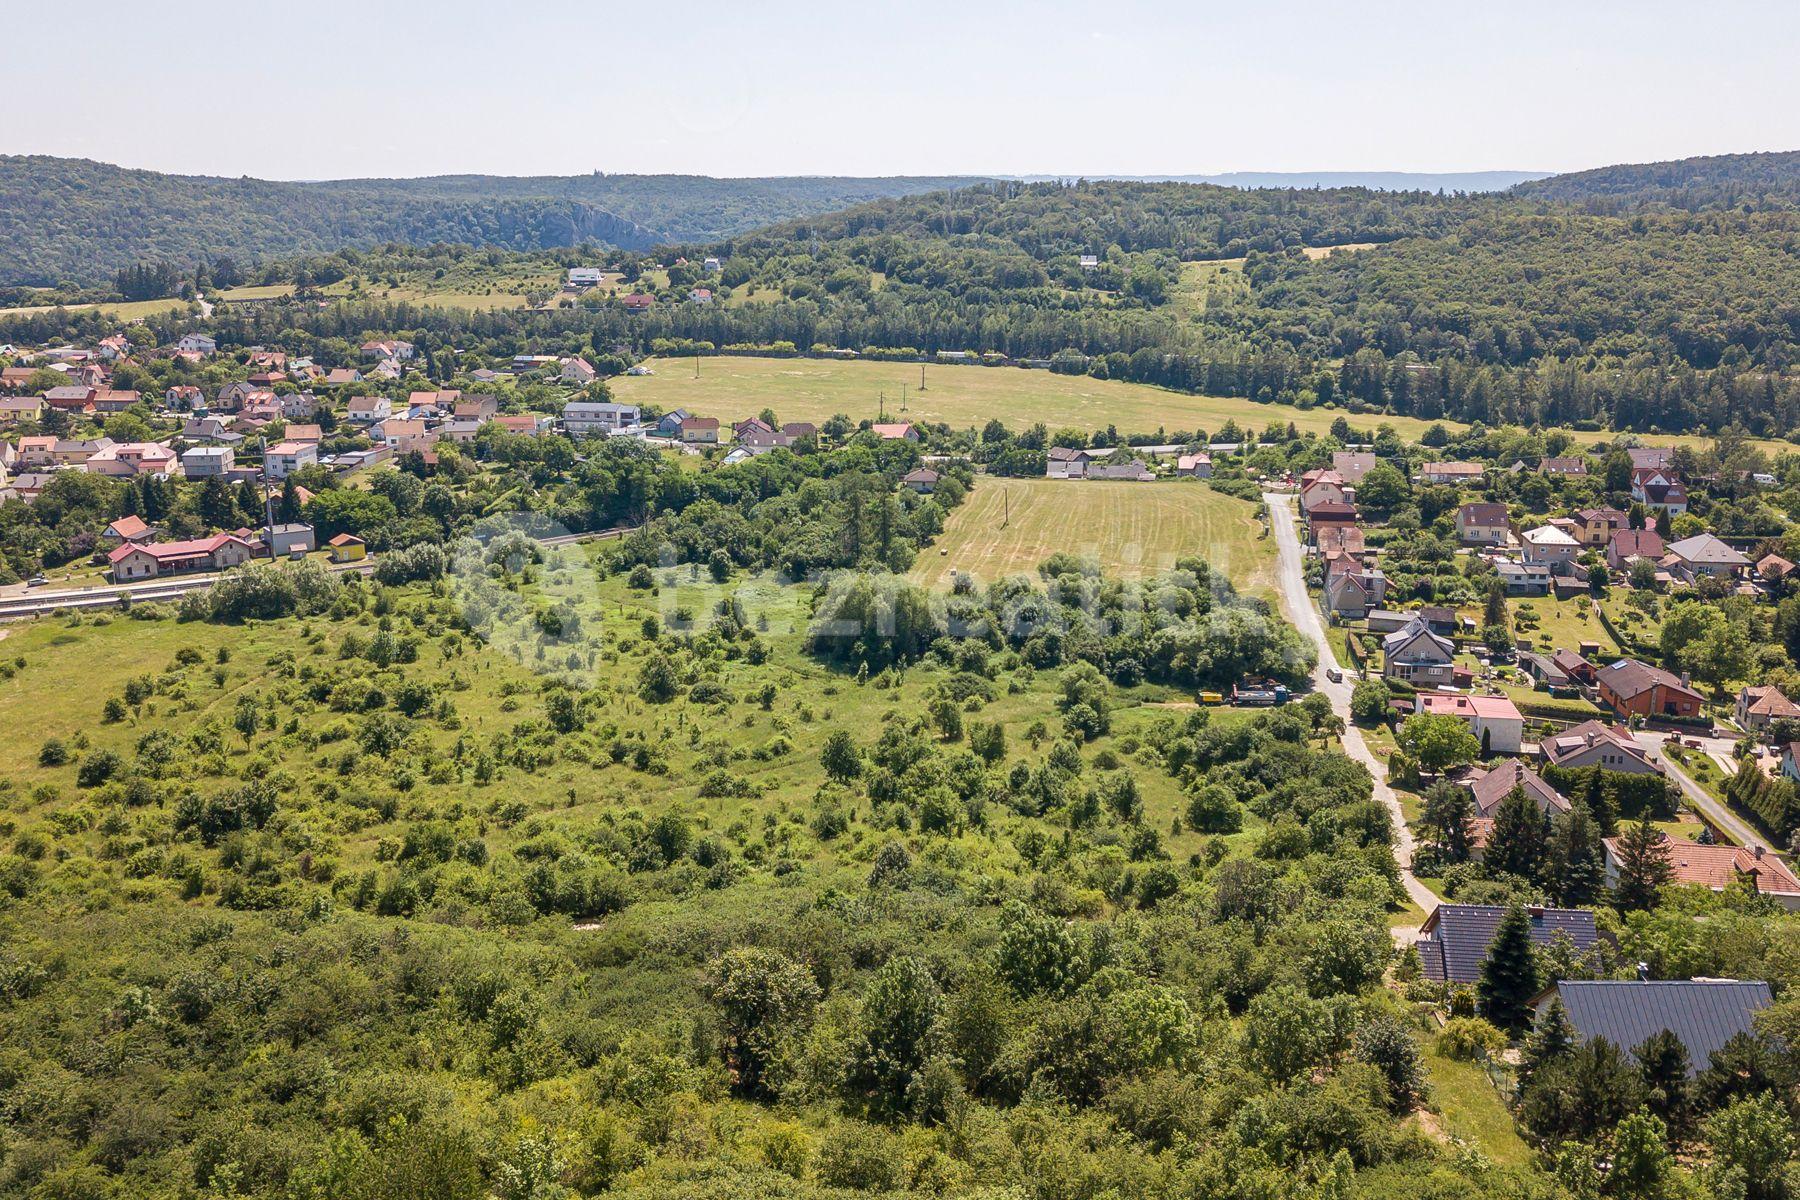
[11,0,1800,180]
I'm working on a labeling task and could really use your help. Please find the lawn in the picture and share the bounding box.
[1422,1048,1531,1166]
[908,476,1279,597]
[612,355,1456,441]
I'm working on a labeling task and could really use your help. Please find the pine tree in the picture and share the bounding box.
[277,478,303,524]
[1520,998,1575,1088]
[1614,813,1673,911]
[236,479,264,527]
[1484,578,1509,631]
[1633,1029,1692,1137]
[1486,786,1547,882]
[1421,781,1474,862]
[1478,904,1540,1035]
[1550,802,1605,906]
[198,477,237,530]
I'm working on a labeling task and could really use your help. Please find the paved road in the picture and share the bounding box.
[1265,493,1440,918]
[1632,730,1765,849]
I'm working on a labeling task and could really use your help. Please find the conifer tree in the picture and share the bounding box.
[1520,998,1576,1088]
[1550,802,1605,906]
[1614,813,1673,911]
[1478,904,1540,1035]
[1633,1029,1692,1137]
[1486,786,1547,882]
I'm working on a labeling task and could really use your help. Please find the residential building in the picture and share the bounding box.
[86,442,178,478]
[266,524,316,556]
[264,441,318,480]
[1325,568,1387,619]
[902,468,940,493]
[1737,686,1800,735]
[1382,617,1456,687]
[563,400,641,437]
[1420,461,1484,485]
[1303,501,1359,545]
[328,533,367,562]
[1664,533,1751,582]
[1495,560,1552,595]
[1538,980,1773,1072]
[42,384,97,412]
[324,367,363,387]
[108,534,255,581]
[1522,524,1582,572]
[1596,659,1707,721]
[1550,648,1597,685]
[1455,502,1510,545]
[1046,446,1095,479]
[1416,692,1525,755]
[102,515,156,545]
[567,267,606,289]
[1758,554,1796,585]
[1540,457,1588,477]
[1086,459,1155,481]
[176,333,216,355]
[871,422,919,441]
[181,446,235,478]
[620,293,654,312]
[1574,507,1628,546]
[1331,451,1377,485]
[346,396,393,424]
[1466,761,1571,820]
[1608,528,1665,571]
[1600,838,1800,909]
[1539,720,1660,774]
[1631,468,1689,514]
[1417,904,1599,984]
[0,396,43,424]
[561,357,598,384]
[1627,448,1673,470]
[654,409,691,437]
[1175,452,1212,478]
[454,396,501,421]
[678,416,720,444]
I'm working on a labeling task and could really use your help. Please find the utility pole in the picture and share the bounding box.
[919,363,926,392]
[900,383,907,412]
[879,392,885,420]
[694,352,700,378]
[1003,488,1009,528]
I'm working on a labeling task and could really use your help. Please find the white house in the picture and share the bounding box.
[567,267,606,289]
[264,441,318,480]
[1417,692,1524,756]
[180,446,235,478]
[177,333,217,355]
[563,400,641,437]
[1521,524,1582,573]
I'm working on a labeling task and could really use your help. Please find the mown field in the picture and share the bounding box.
[909,477,1279,597]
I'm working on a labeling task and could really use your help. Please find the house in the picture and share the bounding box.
[325,367,363,387]
[1608,528,1665,571]
[107,533,255,581]
[678,416,721,444]
[85,389,139,413]
[1600,838,1800,909]
[1416,904,1599,984]
[42,384,97,412]
[359,339,415,361]
[491,414,548,437]
[454,396,501,422]
[1298,470,1350,512]
[1315,525,1368,561]
[1303,501,1360,544]
[561,357,598,384]
[1467,761,1571,820]
[620,293,655,312]
[263,441,318,480]
[902,468,940,493]
[567,267,606,289]
[1539,980,1773,1073]
[280,393,319,419]
[1572,507,1628,547]
[1086,459,1155,482]
[1597,659,1707,721]
[181,446,235,478]
[266,523,316,556]
[176,333,217,355]
[1079,254,1100,270]
[1539,719,1660,774]
[1631,468,1688,514]
[702,257,721,273]
[655,409,692,437]
[1175,452,1213,479]
[1627,448,1673,471]
[0,366,38,392]
[1551,648,1597,686]
[1737,686,1800,735]
[1420,461,1484,485]
[1521,525,1582,572]
[1383,617,1457,687]
[375,418,433,452]
[328,533,366,562]
[0,396,43,424]
[101,514,156,545]
[1540,457,1588,477]
[871,423,919,442]
[1046,446,1096,479]
[282,425,322,447]
[1331,451,1377,485]
[51,437,116,467]
[688,288,712,305]
[346,396,393,424]
[563,401,640,437]
[1417,692,1525,755]
[1325,569,1388,619]
[1455,502,1510,546]
[86,442,179,478]
[1757,554,1795,585]
[1495,560,1552,595]
[15,436,57,468]
[1663,533,1750,583]
[1520,651,1574,691]
[781,422,818,441]
[438,420,482,444]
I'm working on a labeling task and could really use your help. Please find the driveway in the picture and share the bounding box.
[1265,493,1439,920]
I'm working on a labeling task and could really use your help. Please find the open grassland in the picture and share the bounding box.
[0,296,190,321]
[909,476,1278,597]
[614,354,1451,440]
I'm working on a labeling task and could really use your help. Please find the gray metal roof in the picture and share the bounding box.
[1418,904,1599,984]
[1551,980,1772,1073]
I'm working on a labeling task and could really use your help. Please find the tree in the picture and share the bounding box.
[1613,813,1673,911]
[1696,1031,1790,1112]
[1349,678,1392,725]
[1420,781,1474,862]
[704,947,822,1098]
[637,652,679,703]
[198,476,238,529]
[1659,601,1752,696]
[1519,999,1575,1089]
[1609,1108,1675,1200]
[1355,463,1409,511]
[1485,785,1548,882]
[1633,1029,1692,1137]
[1476,904,1539,1035]
[1519,1036,1646,1144]
[821,730,862,783]
[1397,712,1480,775]
[1548,802,1606,906]
[1706,1093,1793,1200]
[993,901,1083,998]
[1353,1015,1426,1112]
[845,956,943,1118]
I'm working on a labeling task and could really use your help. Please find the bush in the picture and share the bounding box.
[1437,1017,1508,1061]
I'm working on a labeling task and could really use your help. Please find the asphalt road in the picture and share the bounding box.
[1631,730,1765,850]
[1264,493,1440,918]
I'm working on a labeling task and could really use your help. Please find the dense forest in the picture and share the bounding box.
[0,157,982,286]
[1512,150,1800,211]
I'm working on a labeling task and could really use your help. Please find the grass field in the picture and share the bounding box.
[909,476,1278,596]
[613,355,1453,441]
[0,297,189,321]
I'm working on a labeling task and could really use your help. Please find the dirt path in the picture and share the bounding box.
[1264,493,1439,926]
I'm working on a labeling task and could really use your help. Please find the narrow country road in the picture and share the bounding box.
[1632,731,1764,850]
[1264,493,1440,921]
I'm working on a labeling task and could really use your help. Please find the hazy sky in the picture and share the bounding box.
[12,0,1800,179]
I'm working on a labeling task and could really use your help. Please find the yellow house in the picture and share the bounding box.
[327,533,366,563]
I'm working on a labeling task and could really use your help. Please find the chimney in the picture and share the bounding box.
[1637,961,1651,981]
[1528,905,1545,918]
[1754,845,1766,860]
[1681,671,1691,687]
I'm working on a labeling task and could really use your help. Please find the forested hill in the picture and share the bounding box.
[0,156,983,286]
[1512,150,1800,210]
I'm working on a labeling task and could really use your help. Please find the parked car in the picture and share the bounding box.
[1326,667,1344,683]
